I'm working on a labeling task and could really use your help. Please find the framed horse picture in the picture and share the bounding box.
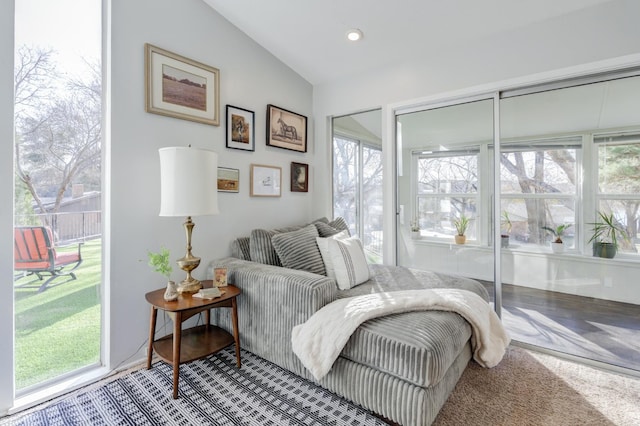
[266,104,307,153]
[226,105,255,151]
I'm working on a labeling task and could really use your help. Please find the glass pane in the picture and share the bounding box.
[501,198,575,247]
[417,196,478,239]
[598,141,640,194]
[501,148,577,194]
[417,155,478,194]
[500,75,640,373]
[362,146,383,261]
[333,136,359,236]
[14,0,102,391]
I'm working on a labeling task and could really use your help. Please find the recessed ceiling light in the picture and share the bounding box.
[346,29,363,42]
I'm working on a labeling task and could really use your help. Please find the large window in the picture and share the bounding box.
[415,150,479,240]
[500,139,580,249]
[595,134,640,254]
[332,108,383,263]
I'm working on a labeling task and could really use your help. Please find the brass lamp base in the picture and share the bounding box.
[177,276,201,294]
[176,216,203,294]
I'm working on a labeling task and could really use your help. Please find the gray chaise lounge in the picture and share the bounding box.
[210,224,490,425]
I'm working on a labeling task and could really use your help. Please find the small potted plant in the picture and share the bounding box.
[148,247,177,301]
[410,220,421,239]
[588,211,629,259]
[453,215,470,245]
[542,223,572,253]
[500,211,512,248]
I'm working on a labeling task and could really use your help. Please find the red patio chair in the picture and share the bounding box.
[14,226,83,292]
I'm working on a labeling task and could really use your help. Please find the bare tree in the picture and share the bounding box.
[14,45,101,221]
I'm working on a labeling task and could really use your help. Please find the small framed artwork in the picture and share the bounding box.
[145,43,220,126]
[250,164,282,197]
[217,167,239,193]
[266,104,307,153]
[214,267,228,287]
[226,105,255,151]
[290,162,308,192]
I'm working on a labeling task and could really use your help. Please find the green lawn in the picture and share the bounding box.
[14,238,102,390]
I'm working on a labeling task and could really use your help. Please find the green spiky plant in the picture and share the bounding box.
[453,215,470,236]
[542,223,572,244]
[587,211,629,248]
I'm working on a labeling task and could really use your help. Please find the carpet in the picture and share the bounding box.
[3,346,639,425]
[1,348,386,426]
[433,346,640,426]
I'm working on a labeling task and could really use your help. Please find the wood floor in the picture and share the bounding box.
[481,281,640,372]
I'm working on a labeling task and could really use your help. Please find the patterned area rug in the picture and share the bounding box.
[2,348,387,426]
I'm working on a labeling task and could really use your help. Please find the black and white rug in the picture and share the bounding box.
[2,348,388,425]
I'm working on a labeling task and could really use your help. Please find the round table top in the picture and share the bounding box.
[145,280,240,312]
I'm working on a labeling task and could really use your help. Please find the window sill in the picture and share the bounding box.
[410,238,640,264]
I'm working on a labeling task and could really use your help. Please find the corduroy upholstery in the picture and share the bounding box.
[212,251,487,426]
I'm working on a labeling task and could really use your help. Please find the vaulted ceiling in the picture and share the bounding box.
[204,0,614,86]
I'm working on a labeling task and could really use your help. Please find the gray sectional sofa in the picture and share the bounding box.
[209,219,490,425]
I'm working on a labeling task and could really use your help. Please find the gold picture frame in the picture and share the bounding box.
[145,43,220,126]
[250,164,282,197]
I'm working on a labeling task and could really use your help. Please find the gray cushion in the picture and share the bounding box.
[231,237,251,260]
[315,217,351,237]
[272,225,326,275]
[249,225,302,265]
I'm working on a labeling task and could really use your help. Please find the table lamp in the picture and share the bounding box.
[159,146,219,294]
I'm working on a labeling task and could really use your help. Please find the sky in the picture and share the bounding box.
[14,0,101,77]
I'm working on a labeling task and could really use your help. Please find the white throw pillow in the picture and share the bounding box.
[316,230,349,279]
[327,236,370,290]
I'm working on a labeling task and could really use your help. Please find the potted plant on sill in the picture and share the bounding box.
[500,211,512,248]
[410,220,421,240]
[453,215,470,245]
[587,211,629,259]
[148,247,177,301]
[542,223,572,253]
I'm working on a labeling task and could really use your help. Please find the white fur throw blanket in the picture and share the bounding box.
[291,289,511,381]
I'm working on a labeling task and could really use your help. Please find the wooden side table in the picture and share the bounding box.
[145,280,241,399]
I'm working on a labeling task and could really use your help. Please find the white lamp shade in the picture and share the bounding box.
[159,146,219,217]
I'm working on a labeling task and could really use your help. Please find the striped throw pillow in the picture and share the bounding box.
[271,224,326,275]
[327,236,370,290]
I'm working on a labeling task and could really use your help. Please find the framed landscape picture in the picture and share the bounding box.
[145,43,220,126]
[290,162,308,192]
[266,104,307,152]
[250,164,281,197]
[217,167,239,193]
[226,105,255,151]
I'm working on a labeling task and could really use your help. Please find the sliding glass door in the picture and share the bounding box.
[396,72,640,372]
[499,75,640,371]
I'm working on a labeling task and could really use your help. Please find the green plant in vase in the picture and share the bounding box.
[587,211,629,259]
[453,215,470,244]
[542,223,572,253]
[500,211,512,248]
[148,247,177,301]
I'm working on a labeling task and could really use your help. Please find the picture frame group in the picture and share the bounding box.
[145,43,220,126]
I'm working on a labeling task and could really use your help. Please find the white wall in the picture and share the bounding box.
[109,0,313,369]
[0,1,15,414]
[0,0,313,412]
